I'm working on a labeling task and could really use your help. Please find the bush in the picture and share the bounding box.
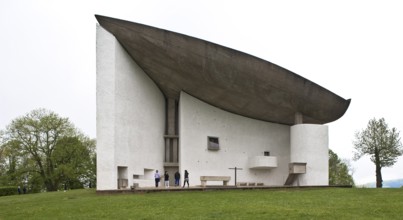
[0,186,18,197]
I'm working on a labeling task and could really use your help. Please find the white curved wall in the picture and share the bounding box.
[290,124,329,186]
[96,25,165,190]
[179,92,290,186]
[96,24,331,189]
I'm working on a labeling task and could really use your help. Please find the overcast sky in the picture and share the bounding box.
[1,0,402,185]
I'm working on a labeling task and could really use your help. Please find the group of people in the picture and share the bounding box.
[154,170,189,188]
[17,186,27,194]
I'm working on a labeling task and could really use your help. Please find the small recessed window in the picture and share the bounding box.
[264,151,270,156]
[208,136,219,150]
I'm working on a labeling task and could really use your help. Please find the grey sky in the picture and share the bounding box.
[1,0,402,185]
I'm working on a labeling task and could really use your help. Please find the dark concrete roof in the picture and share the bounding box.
[95,15,350,125]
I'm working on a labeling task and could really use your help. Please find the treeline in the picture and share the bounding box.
[0,109,96,193]
[329,149,354,186]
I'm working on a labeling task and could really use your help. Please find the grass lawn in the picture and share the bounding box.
[1,188,402,219]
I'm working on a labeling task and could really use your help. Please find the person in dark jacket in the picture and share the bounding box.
[174,171,180,186]
[182,170,189,188]
[164,171,170,188]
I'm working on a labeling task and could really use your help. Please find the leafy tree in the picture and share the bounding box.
[353,118,403,188]
[329,149,355,186]
[0,140,27,186]
[0,109,95,191]
[52,136,96,189]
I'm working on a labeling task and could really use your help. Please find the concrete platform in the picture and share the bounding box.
[96,185,352,195]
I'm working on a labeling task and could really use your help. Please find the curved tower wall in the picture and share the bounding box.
[290,124,329,186]
[96,25,165,190]
[179,92,290,186]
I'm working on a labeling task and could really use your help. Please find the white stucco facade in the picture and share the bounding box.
[96,25,330,190]
[179,92,290,186]
[290,124,329,186]
[96,25,165,190]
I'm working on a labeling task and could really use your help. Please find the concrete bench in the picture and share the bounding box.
[200,176,231,187]
[237,182,247,186]
[130,183,139,190]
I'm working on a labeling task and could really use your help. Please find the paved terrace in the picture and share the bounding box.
[96,185,352,194]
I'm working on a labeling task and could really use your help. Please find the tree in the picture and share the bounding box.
[353,118,403,188]
[0,109,95,191]
[52,136,96,189]
[329,149,355,186]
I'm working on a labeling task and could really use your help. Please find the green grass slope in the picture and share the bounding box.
[1,188,402,219]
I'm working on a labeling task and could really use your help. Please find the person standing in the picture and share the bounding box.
[182,170,189,188]
[164,171,170,188]
[17,186,21,195]
[174,171,180,186]
[154,170,161,187]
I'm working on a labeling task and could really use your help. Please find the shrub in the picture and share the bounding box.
[0,186,18,197]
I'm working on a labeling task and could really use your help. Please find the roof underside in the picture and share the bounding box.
[95,15,350,125]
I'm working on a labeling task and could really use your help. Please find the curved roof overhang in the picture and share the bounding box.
[95,15,350,125]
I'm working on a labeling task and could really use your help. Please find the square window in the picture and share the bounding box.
[208,136,219,150]
[264,151,270,156]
